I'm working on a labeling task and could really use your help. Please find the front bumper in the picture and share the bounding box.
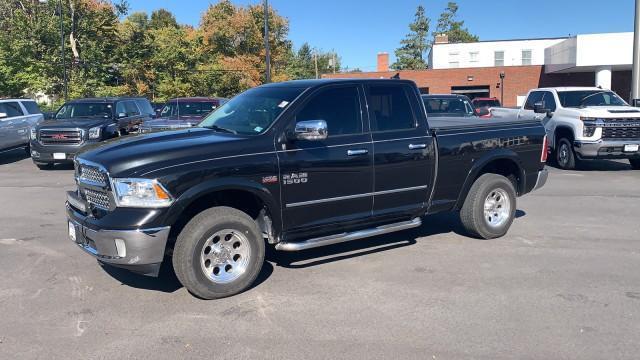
[66,192,170,277]
[30,140,90,163]
[574,140,640,159]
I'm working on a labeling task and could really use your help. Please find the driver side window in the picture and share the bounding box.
[296,86,362,137]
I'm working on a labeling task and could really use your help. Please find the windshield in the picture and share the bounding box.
[558,90,628,108]
[56,103,112,119]
[161,101,220,118]
[474,99,500,108]
[199,87,305,135]
[423,97,475,116]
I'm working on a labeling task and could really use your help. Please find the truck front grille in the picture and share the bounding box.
[602,126,640,140]
[79,165,108,186]
[40,129,82,145]
[84,188,111,210]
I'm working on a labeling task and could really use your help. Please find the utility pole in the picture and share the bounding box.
[499,72,505,105]
[263,0,271,83]
[314,51,319,79]
[632,0,640,105]
[333,53,337,74]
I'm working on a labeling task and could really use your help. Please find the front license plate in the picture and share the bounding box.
[624,144,639,152]
[53,153,66,160]
[68,221,77,242]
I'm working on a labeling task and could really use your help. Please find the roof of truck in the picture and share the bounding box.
[534,87,604,92]
[262,78,416,89]
[68,97,148,103]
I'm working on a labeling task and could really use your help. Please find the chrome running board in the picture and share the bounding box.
[275,218,422,252]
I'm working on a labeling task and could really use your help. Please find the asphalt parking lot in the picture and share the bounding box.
[0,149,639,360]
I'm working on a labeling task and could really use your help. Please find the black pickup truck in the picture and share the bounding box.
[30,97,154,169]
[66,79,548,299]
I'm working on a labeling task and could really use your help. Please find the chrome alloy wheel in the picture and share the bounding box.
[558,143,569,166]
[200,229,251,284]
[483,188,511,228]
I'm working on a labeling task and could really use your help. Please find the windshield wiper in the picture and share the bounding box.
[205,125,238,134]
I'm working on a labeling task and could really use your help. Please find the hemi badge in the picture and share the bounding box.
[262,176,278,184]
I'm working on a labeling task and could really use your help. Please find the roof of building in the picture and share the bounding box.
[433,36,569,46]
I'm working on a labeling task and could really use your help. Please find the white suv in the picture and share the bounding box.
[0,99,44,154]
[493,87,640,170]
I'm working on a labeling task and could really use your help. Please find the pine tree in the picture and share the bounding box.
[392,5,430,70]
[434,2,478,43]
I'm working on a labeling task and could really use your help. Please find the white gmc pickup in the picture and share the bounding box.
[492,87,640,170]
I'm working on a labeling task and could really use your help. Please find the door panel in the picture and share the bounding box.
[278,85,373,231]
[366,84,434,217]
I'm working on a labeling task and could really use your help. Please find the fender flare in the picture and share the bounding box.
[454,149,525,210]
[162,177,282,235]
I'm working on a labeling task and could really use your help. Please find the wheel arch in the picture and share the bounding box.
[454,149,525,210]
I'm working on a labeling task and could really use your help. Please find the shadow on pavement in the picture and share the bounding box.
[548,159,632,172]
[99,210,527,293]
[0,147,29,165]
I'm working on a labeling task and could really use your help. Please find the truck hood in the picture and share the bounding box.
[563,106,640,118]
[142,118,200,128]
[37,118,111,130]
[77,128,245,177]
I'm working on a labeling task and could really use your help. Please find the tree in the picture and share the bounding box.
[392,5,430,70]
[149,8,178,29]
[433,2,478,43]
[285,43,340,80]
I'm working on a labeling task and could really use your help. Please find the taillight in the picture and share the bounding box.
[540,135,549,163]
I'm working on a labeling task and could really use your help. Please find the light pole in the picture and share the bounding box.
[499,71,505,105]
[632,0,640,106]
[39,0,67,101]
[263,0,271,83]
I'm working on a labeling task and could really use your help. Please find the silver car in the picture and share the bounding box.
[0,99,44,154]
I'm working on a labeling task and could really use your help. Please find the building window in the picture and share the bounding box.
[469,51,479,63]
[494,51,504,67]
[449,61,459,68]
[448,51,459,68]
[521,49,532,65]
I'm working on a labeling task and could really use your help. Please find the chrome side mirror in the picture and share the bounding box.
[294,120,328,141]
[117,112,127,119]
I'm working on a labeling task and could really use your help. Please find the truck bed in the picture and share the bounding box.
[427,116,540,132]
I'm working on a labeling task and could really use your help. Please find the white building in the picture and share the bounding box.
[429,32,634,90]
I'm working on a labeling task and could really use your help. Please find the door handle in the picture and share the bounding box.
[347,149,368,156]
[408,144,427,150]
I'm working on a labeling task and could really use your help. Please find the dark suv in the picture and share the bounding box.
[30,97,154,169]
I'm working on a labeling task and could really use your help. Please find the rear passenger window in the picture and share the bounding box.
[21,101,41,115]
[524,91,544,110]
[368,85,416,132]
[0,102,24,117]
[296,86,362,136]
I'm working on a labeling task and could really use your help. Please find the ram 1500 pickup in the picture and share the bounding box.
[492,87,640,170]
[66,79,548,299]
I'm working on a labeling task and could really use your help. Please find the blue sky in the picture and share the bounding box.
[127,0,636,70]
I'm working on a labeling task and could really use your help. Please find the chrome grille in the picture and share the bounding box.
[84,188,110,210]
[79,165,107,186]
[40,129,82,145]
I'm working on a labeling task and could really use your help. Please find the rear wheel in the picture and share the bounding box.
[630,159,640,170]
[172,206,265,299]
[460,173,517,239]
[555,137,577,170]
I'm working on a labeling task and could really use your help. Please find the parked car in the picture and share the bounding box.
[66,79,548,299]
[422,94,489,118]
[0,99,44,154]
[472,97,501,118]
[140,97,227,133]
[30,97,154,169]
[491,87,640,170]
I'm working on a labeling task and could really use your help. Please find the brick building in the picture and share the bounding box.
[323,33,633,107]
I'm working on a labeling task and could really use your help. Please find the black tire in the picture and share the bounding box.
[460,173,517,239]
[555,137,577,170]
[34,162,53,170]
[172,206,265,299]
[630,159,640,170]
[24,143,31,156]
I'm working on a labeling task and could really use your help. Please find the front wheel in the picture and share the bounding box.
[172,206,265,299]
[460,173,517,239]
[630,159,640,170]
[555,138,577,170]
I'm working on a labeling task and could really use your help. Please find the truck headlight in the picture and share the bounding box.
[112,178,173,208]
[30,128,37,140]
[88,126,102,139]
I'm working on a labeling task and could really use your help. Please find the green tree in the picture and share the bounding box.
[433,2,478,43]
[392,5,430,70]
[149,8,178,29]
[285,43,340,80]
